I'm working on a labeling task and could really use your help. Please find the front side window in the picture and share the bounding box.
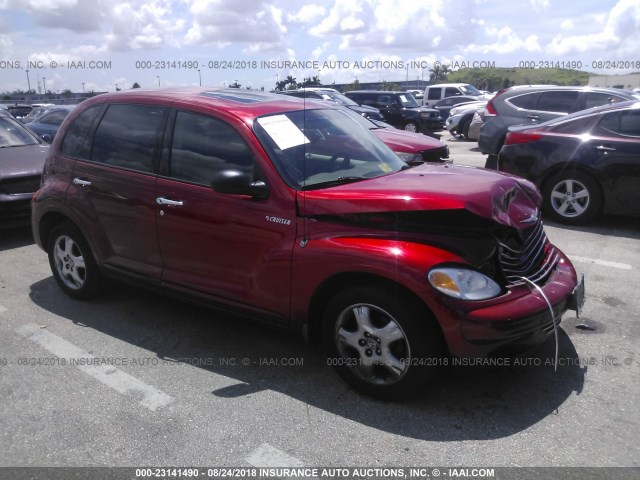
[91,104,166,173]
[253,108,405,190]
[597,110,640,137]
[584,92,625,109]
[444,87,461,97]
[170,111,255,185]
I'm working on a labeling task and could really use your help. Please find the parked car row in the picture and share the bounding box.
[2,102,76,143]
[472,85,640,224]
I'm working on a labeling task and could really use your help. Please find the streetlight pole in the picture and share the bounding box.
[82,82,85,93]
[26,70,31,92]
[156,76,160,87]
[198,69,201,86]
[43,77,47,95]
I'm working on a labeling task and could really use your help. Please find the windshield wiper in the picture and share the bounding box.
[301,176,365,190]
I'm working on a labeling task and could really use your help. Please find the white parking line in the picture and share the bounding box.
[246,443,304,468]
[16,323,173,411]
[569,256,632,270]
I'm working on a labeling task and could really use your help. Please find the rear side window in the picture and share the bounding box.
[91,104,166,173]
[536,91,579,113]
[508,93,540,110]
[170,111,255,185]
[61,105,103,159]
[427,88,441,100]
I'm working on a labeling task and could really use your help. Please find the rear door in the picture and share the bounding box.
[67,103,167,278]
[155,107,296,321]
[531,90,579,123]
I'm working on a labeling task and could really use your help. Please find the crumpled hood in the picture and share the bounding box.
[300,163,542,230]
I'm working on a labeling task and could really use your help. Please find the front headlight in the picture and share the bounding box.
[394,151,422,163]
[428,267,501,300]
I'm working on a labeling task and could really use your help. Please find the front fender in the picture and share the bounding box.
[290,235,466,328]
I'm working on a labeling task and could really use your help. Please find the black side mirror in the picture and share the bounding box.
[211,170,269,200]
[41,134,53,144]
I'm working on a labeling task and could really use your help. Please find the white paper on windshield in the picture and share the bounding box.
[257,115,309,151]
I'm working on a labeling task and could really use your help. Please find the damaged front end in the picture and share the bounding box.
[299,163,584,357]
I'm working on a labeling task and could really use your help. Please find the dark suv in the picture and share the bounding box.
[479,86,640,167]
[32,88,583,399]
[344,90,443,133]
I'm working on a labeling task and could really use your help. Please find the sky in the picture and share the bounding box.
[0,0,639,94]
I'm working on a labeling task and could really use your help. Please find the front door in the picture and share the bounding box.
[155,109,296,321]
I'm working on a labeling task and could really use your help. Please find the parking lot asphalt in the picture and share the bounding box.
[1,133,639,470]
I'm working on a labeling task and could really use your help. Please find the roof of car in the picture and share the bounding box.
[502,85,639,96]
[77,87,333,123]
[345,90,414,95]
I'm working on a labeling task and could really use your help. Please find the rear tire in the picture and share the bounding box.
[47,222,101,300]
[542,171,602,225]
[323,285,445,400]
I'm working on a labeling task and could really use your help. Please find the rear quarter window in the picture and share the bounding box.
[61,105,103,159]
[596,110,640,137]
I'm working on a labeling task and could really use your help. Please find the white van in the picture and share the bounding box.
[422,83,484,106]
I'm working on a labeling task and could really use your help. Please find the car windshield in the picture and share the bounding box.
[0,116,40,147]
[253,108,406,190]
[460,85,482,96]
[321,92,359,106]
[397,93,420,108]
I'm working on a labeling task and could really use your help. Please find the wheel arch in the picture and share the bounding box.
[305,271,444,348]
[540,164,604,207]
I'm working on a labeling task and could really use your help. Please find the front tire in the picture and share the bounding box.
[323,286,444,400]
[403,121,419,133]
[542,171,602,224]
[47,222,101,300]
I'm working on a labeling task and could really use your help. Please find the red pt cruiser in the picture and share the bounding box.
[32,88,584,399]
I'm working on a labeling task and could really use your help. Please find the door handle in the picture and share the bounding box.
[527,115,540,120]
[595,145,616,152]
[156,197,184,206]
[72,178,92,187]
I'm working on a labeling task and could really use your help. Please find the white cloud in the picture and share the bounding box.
[547,0,640,55]
[530,0,550,12]
[466,26,541,54]
[185,0,286,51]
[310,0,479,52]
[0,34,12,57]
[286,4,326,24]
[560,19,574,30]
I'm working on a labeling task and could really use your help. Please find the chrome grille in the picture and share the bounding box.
[497,220,559,287]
